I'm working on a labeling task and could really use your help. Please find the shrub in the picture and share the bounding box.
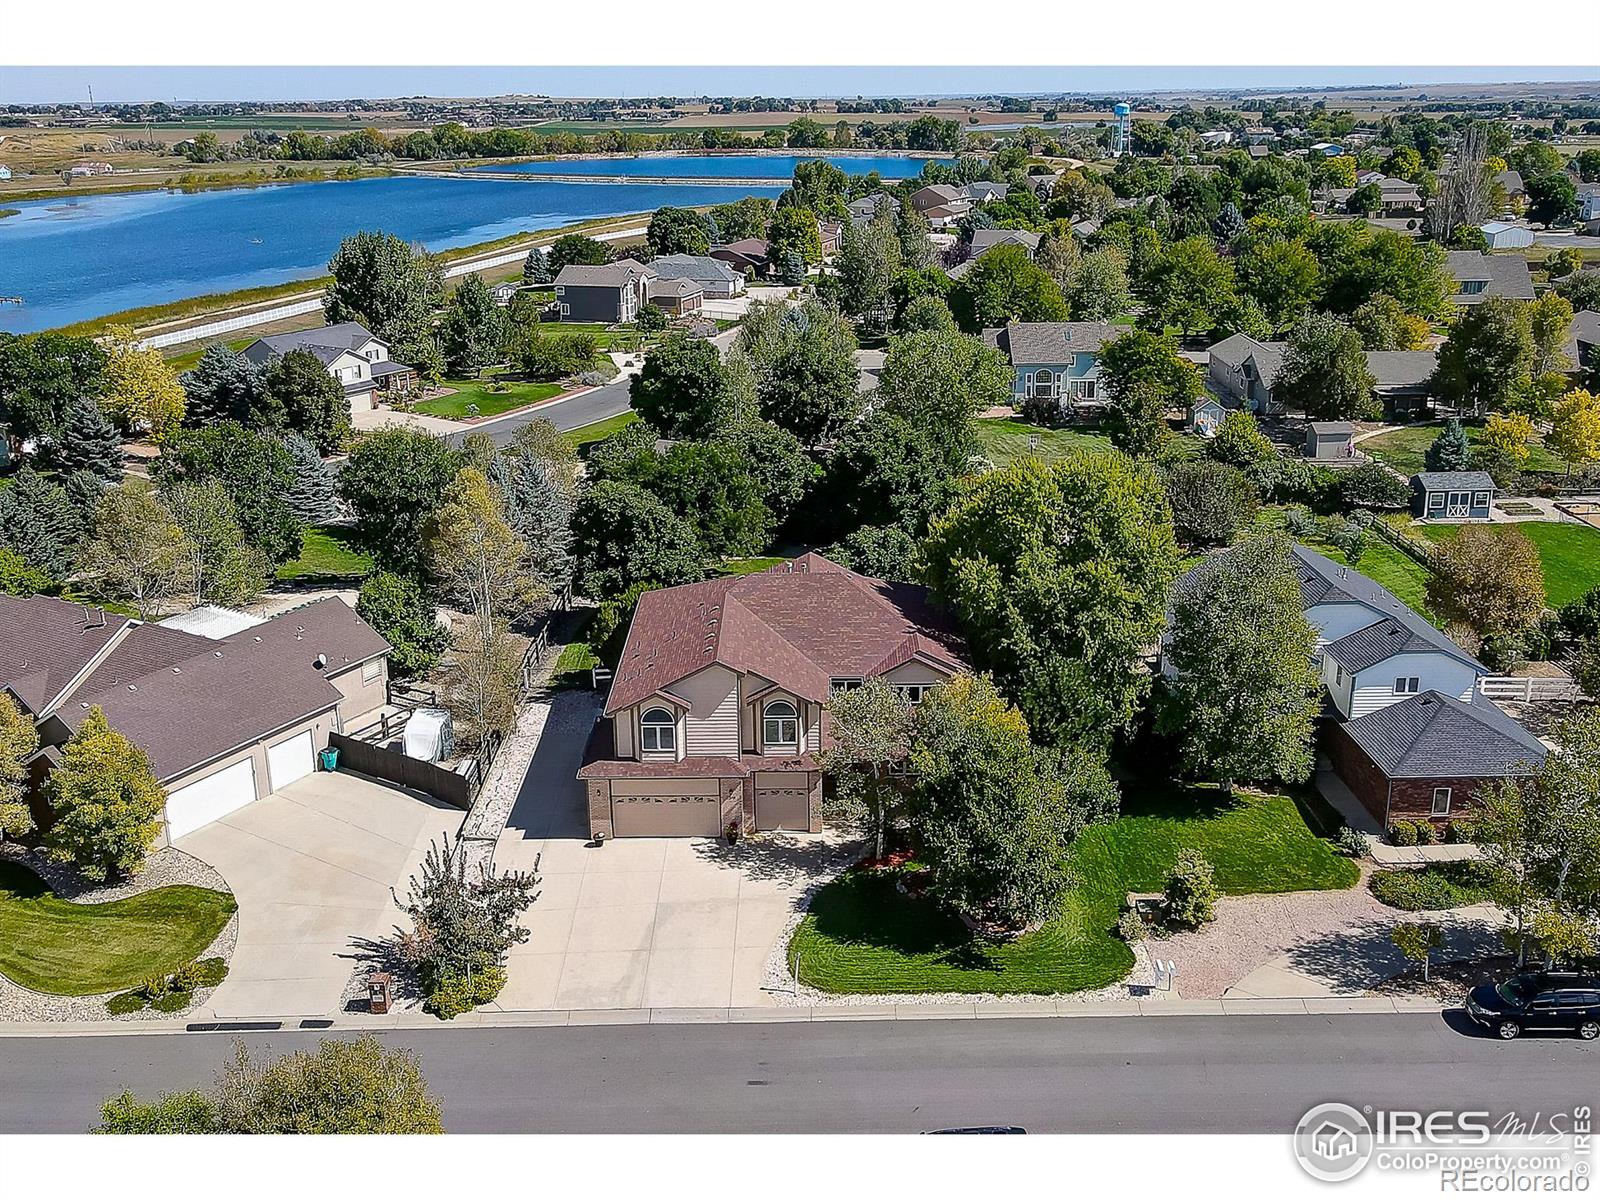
[1369,861,1496,911]
[1335,825,1370,858]
[426,965,507,1020]
[171,957,228,992]
[106,991,148,1015]
[1445,819,1477,845]
[1389,820,1419,846]
[1162,849,1218,929]
[138,974,171,1002]
[1327,518,1367,562]
[1284,505,1317,539]
[1019,394,1066,427]
[151,990,194,1013]
[1414,820,1438,845]
[1117,907,1150,944]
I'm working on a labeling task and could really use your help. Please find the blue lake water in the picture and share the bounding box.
[0,169,801,334]
[475,153,933,179]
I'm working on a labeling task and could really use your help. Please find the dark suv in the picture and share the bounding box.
[1465,972,1600,1040]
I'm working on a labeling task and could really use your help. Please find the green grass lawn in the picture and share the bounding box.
[1414,521,1600,608]
[974,418,1116,465]
[564,411,640,450]
[1255,506,1441,624]
[788,785,1358,995]
[415,377,565,419]
[275,524,374,585]
[0,862,236,996]
[163,336,253,372]
[550,639,600,689]
[1363,422,1566,478]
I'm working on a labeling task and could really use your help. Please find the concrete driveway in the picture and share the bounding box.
[492,692,850,1011]
[176,772,463,1019]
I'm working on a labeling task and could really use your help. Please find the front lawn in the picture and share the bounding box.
[1363,422,1566,478]
[787,785,1358,995]
[564,411,640,451]
[1414,521,1600,608]
[414,377,565,419]
[0,862,236,996]
[275,524,374,585]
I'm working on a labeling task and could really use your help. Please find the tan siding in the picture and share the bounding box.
[883,661,949,687]
[330,660,386,729]
[615,706,635,758]
[668,665,739,756]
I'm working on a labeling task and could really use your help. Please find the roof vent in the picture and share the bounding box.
[295,625,305,640]
[214,650,223,657]
[171,667,181,674]
[126,684,136,691]
[314,653,327,670]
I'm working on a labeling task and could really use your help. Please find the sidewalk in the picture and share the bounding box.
[1314,770,1482,865]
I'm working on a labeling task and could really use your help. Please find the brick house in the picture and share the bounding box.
[577,554,968,839]
[1324,690,1546,827]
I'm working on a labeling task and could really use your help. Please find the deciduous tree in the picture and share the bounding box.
[1547,389,1600,478]
[1276,312,1378,420]
[42,707,165,882]
[1426,525,1546,646]
[357,571,447,681]
[336,427,461,576]
[77,482,194,621]
[155,422,302,565]
[100,327,185,442]
[0,692,38,843]
[949,243,1069,332]
[570,480,703,599]
[163,479,271,609]
[734,301,861,446]
[628,334,729,439]
[1136,236,1239,337]
[1165,459,1258,547]
[438,275,510,378]
[1432,297,1534,418]
[262,350,351,453]
[1098,330,1202,457]
[821,678,917,862]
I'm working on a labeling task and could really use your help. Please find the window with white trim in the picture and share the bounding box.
[1072,377,1097,400]
[640,707,676,753]
[893,684,929,704]
[1393,677,1420,695]
[762,699,798,749]
[1473,491,1491,508]
[829,678,864,693]
[1431,787,1452,817]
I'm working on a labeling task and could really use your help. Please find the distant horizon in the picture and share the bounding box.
[5,65,1600,105]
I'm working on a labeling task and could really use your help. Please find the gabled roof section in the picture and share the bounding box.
[243,322,383,365]
[553,258,654,289]
[1341,690,1545,779]
[0,595,131,715]
[982,321,1120,364]
[1414,471,1496,492]
[1446,251,1535,303]
[604,555,968,715]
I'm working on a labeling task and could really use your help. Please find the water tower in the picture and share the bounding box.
[1113,102,1132,156]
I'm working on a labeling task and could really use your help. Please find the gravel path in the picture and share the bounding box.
[0,846,238,1023]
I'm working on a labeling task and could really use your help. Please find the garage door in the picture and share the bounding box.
[166,758,258,840]
[267,730,315,792]
[755,772,812,831]
[611,781,723,837]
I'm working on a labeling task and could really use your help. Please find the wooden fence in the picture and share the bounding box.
[1478,675,1583,704]
[328,732,476,810]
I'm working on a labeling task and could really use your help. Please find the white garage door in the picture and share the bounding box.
[267,730,315,792]
[166,758,258,840]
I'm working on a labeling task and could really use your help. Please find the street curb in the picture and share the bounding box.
[0,995,1451,1038]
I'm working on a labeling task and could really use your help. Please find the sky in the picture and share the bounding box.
[5,66,1600,105]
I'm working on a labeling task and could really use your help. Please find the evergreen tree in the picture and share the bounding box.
[53,394,124,483]
[486,451,574,591]
[1424,419,1473,472]
[0,467,80,578]
[438,276,510,377]
[281,433,343,524]
[180,345,268,427]
[61,469,110,527]
[522,248,551,285]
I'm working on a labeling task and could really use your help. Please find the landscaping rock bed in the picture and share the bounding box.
[0,845,238,1024]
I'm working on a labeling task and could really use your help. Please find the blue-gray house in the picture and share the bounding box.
[983,321,1121,413]
[1412,471,1496,521]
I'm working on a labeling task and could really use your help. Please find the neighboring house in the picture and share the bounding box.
[645,277,705,317]
[1494,169,1526,202]
[1248,144,1271,159]
[1199,130,1233,146]
[1412,470,1496,522]
[1327,175,1423,215]
[68,161,114,177]
[552,258,655,323]
[920,203,968,229]
[0,594,390,846]
[1207,333,1287,415]
[576,554,969,840]
[0,165,11,180]
[964,181,1008,203]
[241,322,416,416]
[1445,251,1535,305]
[968,228,1042,260]
[1479,221,1535,250]
[846,192,900,226]
[1070,217,1102,239]
[909,183,967,213]
[1578,190,1600,228]
[490,281,521,306]
[709,238,771,277]
[1305,421,1357,462]
[1564,310,1600,373]
[1325,691,1545,827]
[1367,350,1439,419]
[818,220,844,256]
[649,254,746,299]
[982,321,1120,409]
[1026,172,1062,197]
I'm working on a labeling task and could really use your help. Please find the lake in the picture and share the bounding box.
[0,158,884,333]
[474,153,934,179]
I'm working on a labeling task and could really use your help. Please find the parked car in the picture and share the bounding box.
[1464,972,1600,1039]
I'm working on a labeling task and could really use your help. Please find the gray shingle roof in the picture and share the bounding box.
[1322,616,1478,674]
[1564,310,1600,365]
[243,322,382,366]
[1446,251,1535,303]
[1414,471,1496,493]
[1308,421,1354,436]
[969,228,1041,256]
[552,258,653,289]
[1366,350,1437,389]
[648,254,740,287]
[982,321,1120,363]
[1341,690,1545,778]
[1291,544,1483,673]
[1208,333,1288,387]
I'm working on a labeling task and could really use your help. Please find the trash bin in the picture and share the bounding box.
[367,972,392,1014]
[319,746,339,772]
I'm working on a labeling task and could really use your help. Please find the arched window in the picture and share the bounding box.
[763,699,798,749]
[640,707,676,753]
[1033,368,1054,396]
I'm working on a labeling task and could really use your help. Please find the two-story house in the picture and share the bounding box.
[552,258,656,323]
[1445,251,1535,306]
[982,321,1120,412]
[577,554,969,840]
[1206,333,1287,415]
[241,322,417,415]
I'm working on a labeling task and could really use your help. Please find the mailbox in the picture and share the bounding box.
[367,972,393,1014]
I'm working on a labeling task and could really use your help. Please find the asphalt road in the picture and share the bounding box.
[446,374,634,448]
[4,1012,1593,1134]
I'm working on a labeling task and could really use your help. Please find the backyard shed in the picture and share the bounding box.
[1305,422,1356,461]
[1412,471,1496,521]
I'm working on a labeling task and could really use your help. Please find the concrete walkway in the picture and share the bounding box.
[1315,770,1483,864]
[177,772,462,1019]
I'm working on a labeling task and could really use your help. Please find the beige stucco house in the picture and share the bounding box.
[578,554,969,839]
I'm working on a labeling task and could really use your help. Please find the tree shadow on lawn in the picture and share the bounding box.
[803,871,1003,973]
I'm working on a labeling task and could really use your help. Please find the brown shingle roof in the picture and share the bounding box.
[604,554,967,715]
[0,595,130,714]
